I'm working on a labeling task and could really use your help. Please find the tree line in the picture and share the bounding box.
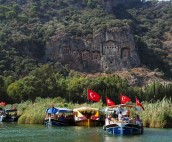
[0,0,171,103]
[0,64,171,104]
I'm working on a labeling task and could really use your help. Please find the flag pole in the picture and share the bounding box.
[87,88,89,104]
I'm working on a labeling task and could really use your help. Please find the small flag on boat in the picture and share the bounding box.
[120,94,131,104]
[0,101,7,106]
[106,97,115,106]
[87,89,101,102]
[136,98,145,110]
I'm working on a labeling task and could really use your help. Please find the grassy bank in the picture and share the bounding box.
[4,97,172,128]
[141,98,172,128]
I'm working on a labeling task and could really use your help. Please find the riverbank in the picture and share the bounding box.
[4,97,172,128]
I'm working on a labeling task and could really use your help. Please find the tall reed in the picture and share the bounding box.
[141,98,172,128]
[4,97,172,128]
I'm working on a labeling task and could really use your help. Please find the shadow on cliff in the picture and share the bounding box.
[112,1,142,20]
[112,1,151,23]
[135,37,172,79]
[112,2,172,79]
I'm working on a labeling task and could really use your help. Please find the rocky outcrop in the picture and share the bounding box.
[45,26,140,73]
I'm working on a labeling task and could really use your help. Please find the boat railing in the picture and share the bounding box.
[106,115,142,125]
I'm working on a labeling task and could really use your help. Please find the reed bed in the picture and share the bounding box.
[4,97,172,128]
[141,98,172,128]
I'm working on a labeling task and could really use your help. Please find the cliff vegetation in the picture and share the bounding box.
[0,0,171,103]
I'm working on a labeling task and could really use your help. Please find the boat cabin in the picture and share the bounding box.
[45,107,75,126]
[73,107,99,121]
[0,108,19,122]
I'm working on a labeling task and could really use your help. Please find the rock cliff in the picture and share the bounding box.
[45,26,140,73]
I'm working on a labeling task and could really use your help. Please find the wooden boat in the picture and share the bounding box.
[0,108,19,122]
[45,107,75,126]
[0,108,5,122]
[103,104,144,135]
[73,107,103,127]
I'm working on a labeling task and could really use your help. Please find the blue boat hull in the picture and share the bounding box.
[104,123,143,135]
[45,118,75,126]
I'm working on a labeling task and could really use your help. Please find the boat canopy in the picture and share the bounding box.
[73,107,100,118]
[55,108,73,114]
[46,107,73,114]
[107,104,136,108]
[73,107,99,112]
[46,107,58,114]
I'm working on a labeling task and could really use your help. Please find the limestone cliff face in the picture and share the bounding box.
[45,26,140,73]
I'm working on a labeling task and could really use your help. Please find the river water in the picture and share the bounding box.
[0,123,171,142]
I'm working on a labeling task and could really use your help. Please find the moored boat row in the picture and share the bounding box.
[0,103,144,136]
[44,103,144,136]
[1,90,145,136]
[45,106,105,127]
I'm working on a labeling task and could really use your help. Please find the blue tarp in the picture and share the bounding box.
[46,107,73,114]
[46,107,58,114]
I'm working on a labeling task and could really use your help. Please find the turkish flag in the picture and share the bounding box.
[106,97,115,106]
[136,98,144,110]
[0,101,7,106]
[120,94,131,104]
[87,90,101,102]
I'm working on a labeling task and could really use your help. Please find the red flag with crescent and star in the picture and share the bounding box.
[106,97,115,106]
[120,94,131,104]
[0,101,7,106]
[87,89,101,102]
[136,98,145,110]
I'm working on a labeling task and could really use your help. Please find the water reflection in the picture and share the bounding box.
[0,123,172,142]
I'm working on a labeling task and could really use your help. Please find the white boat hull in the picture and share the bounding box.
[0,115,6,122]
